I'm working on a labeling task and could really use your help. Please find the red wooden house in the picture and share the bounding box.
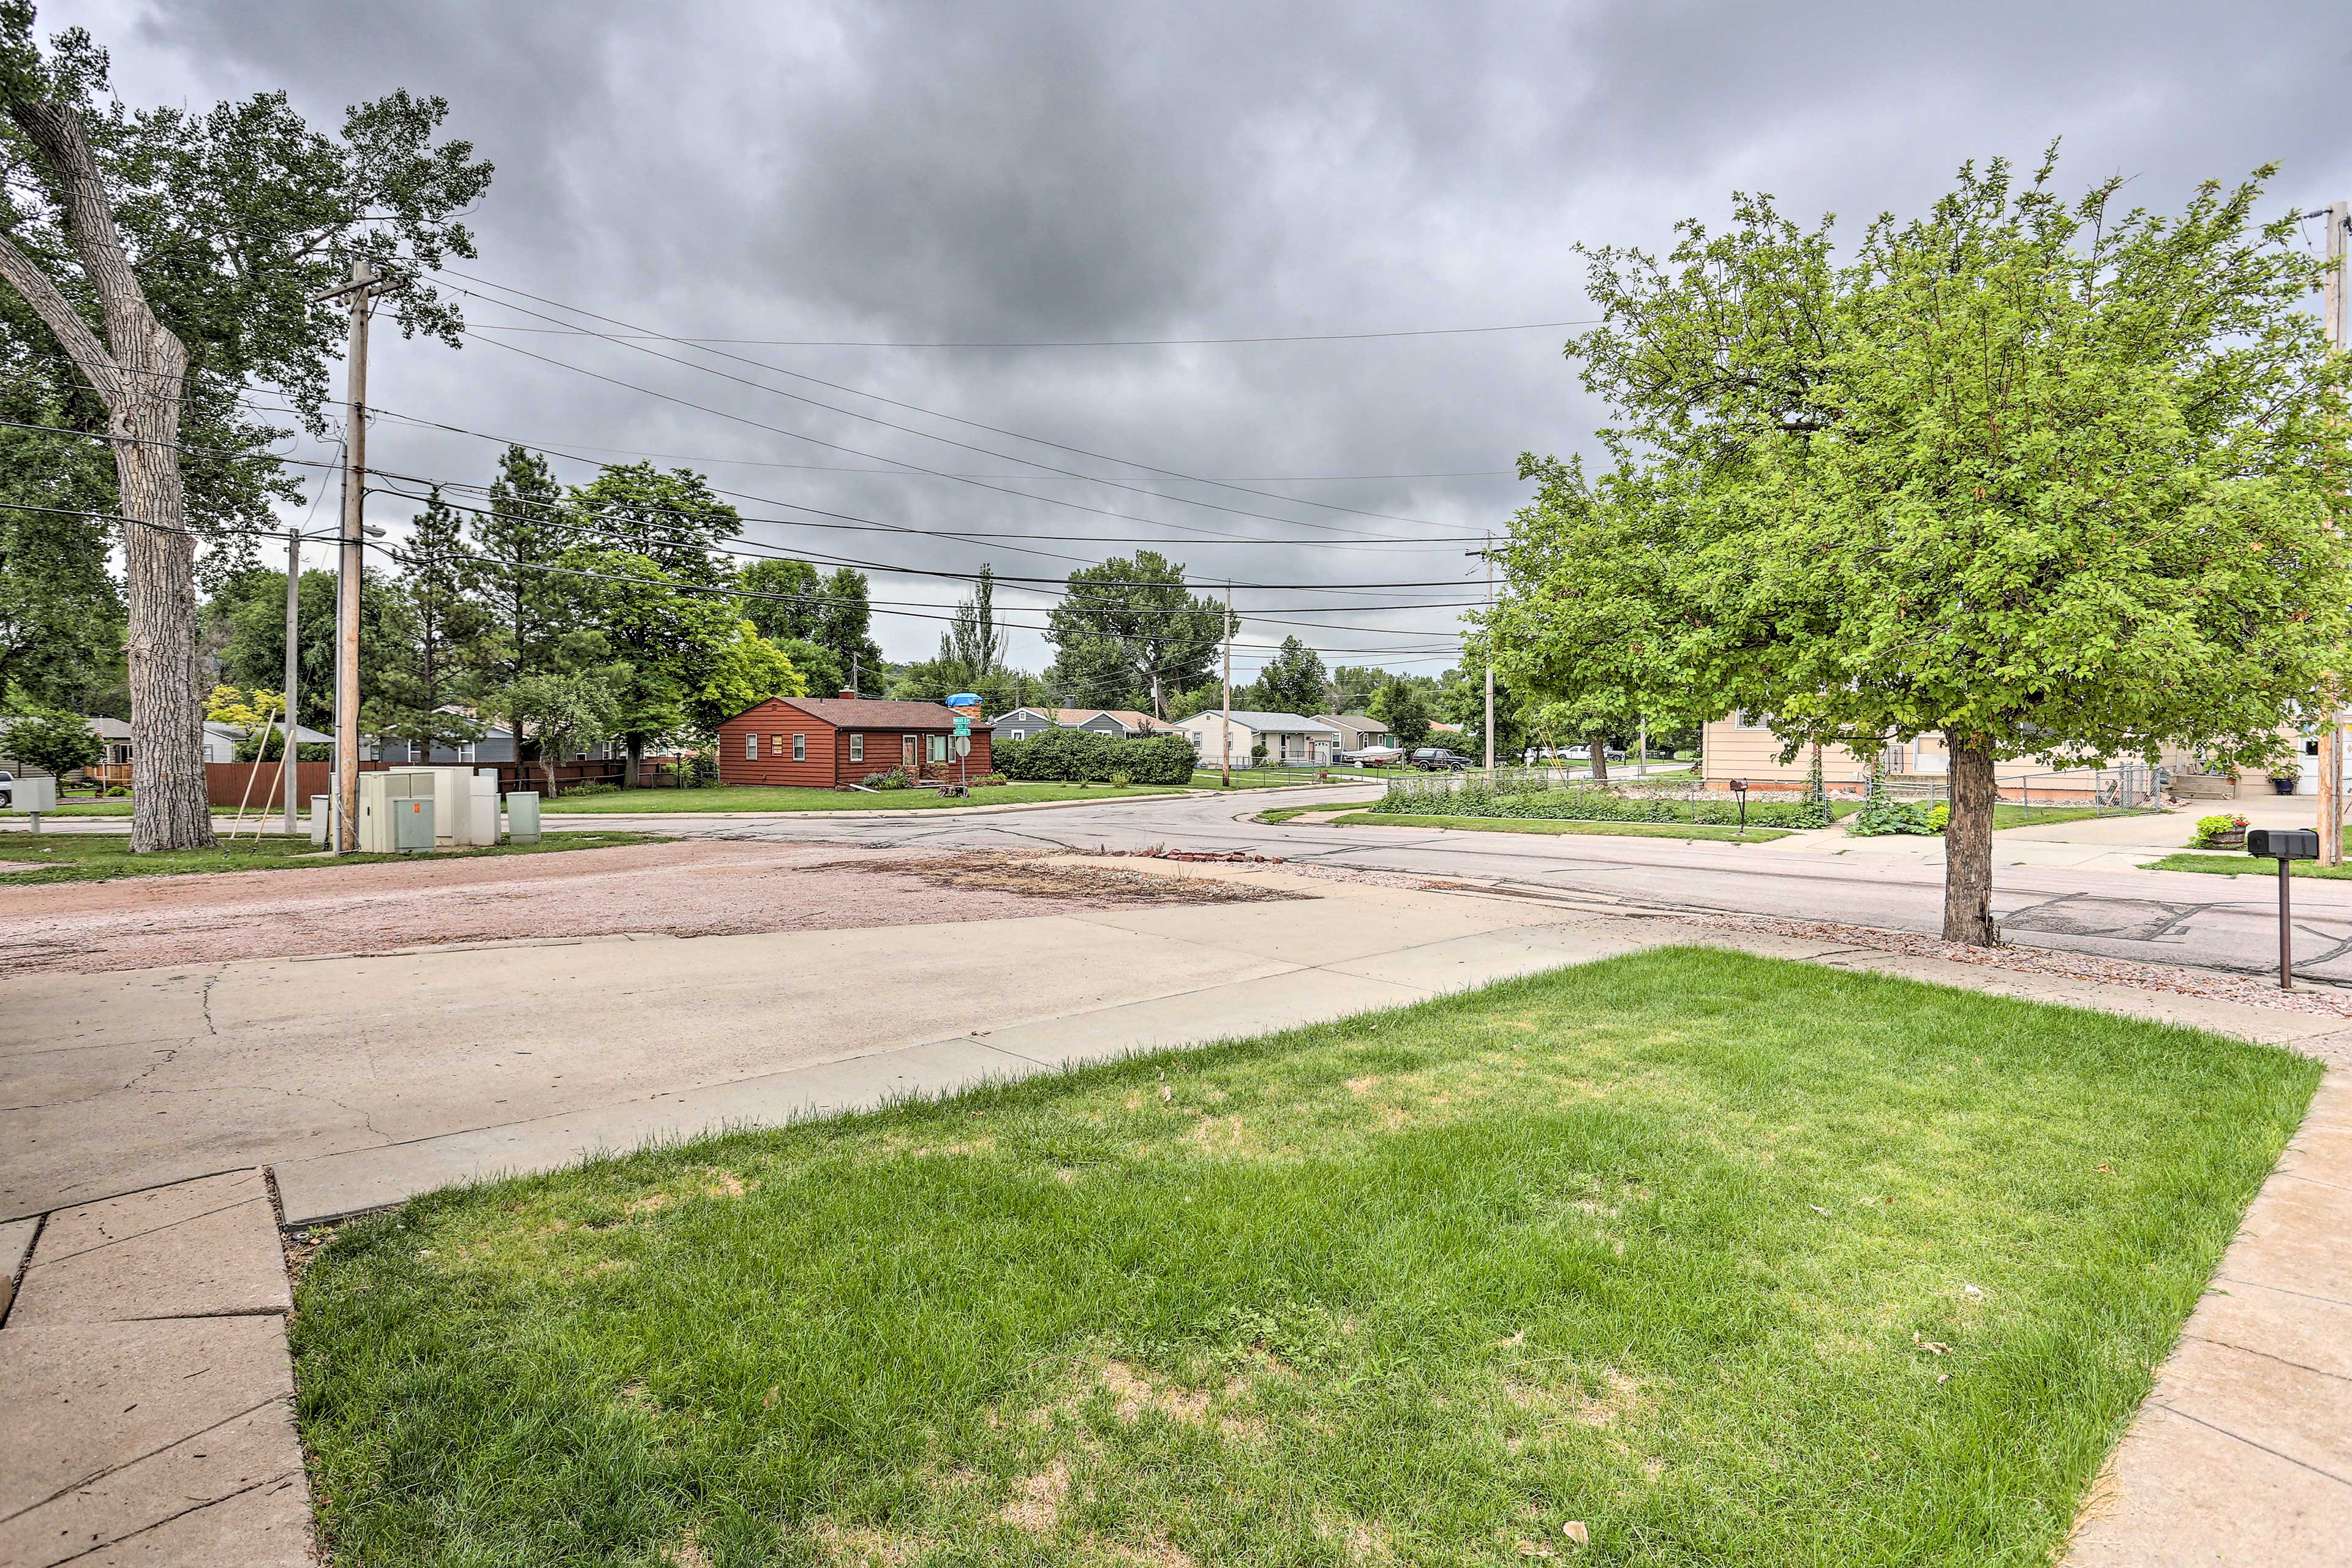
[715,693,993,787]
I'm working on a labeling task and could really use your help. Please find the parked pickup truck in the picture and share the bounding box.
[1408,748,1476,771]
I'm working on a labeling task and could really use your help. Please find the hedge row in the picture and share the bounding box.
[1370,783,1831,829]
[992,729,1197,785]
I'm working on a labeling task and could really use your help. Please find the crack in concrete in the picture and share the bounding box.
[40,1464,304,1566]
[0,1393,288,1528]
[2147,1400,2352,1490]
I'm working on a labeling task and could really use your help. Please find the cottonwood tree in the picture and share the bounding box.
[1368,674,1431,749]
[0,5,490,849]
[1498,152,2351,944]
[1248,635,1329,716]
[1045,550,1227,717]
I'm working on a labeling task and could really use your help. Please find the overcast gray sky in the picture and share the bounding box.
[64,0,2352,684]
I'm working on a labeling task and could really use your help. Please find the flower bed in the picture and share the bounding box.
[1371,779,1831,829]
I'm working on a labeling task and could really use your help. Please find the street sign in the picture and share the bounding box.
[953,715,971,737]
[955,734,971,758]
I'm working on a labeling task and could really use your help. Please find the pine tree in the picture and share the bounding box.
[466,446,566,760]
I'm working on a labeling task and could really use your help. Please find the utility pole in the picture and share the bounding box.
[319,259,379,853]
[284,528,300,835]
[1221,582,1233,787]
[1471,534,1495,775]
[2321,202,2348,867]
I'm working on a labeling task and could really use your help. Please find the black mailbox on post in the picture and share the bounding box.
[2248,827,2322,990]
[2248,828,2320,861]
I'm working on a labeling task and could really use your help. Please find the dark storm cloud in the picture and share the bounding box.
[69,0,2352,673]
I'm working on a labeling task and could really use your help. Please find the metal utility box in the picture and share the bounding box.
[461,771,501,846]
[391,795,435,853]
[506,790,541,843]
[2248,827,2321,861]
[357,769,437,852]
[309,794,331,845]
[7,775,56,813]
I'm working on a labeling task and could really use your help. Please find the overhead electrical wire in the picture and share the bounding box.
[459,317,1599,349]
[438,267,1490,534]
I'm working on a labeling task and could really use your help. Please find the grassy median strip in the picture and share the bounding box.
[543,783,1183,813]
[1333,811,1792,843]
[1254,801,1382,823]
[290,947,2311,1567]
[2144,851,2352,879]
[0,830,661,884]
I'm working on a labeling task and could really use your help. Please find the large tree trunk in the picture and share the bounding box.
[0,100,211,851]
[625,734,643,791]
[1943,737,1999,946]
[1588,733,1610,783]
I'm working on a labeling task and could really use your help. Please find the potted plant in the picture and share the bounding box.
[2193,812,2248,850]
[2269,764,2302,796]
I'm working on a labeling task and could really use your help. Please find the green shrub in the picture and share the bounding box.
[1369,782,1829,829]
[1847,795,1939,835]
[994,729,1193,785]
[2191,812,2248,847]
[860,767,915,790]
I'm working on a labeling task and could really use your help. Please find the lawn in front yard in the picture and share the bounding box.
[291,948,2314,1567]
[542,783,1184,813]
[0,830,660,884]
[1333,811,1792,843]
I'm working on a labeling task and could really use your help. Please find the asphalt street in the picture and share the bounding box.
[550,789,2352,993]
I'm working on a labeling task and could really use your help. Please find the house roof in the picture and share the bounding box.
[83,717,132,739]
[1090,710,1161,729]
[1316,714,1384,730]
[989,707,1162,729]
[1181,710,1339,734]
[766,695,984,729]
[202,718,333,743]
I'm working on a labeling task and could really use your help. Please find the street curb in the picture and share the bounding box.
[539,783,1360,825]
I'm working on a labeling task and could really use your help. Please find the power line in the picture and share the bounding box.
[461,317,1601,349]
[445,268,1478,533]
[439,272,1480,543]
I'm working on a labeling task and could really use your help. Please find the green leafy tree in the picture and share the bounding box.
[379,487,491,759]
[1246,635,1329,717]
[944,563,1009,679]
[0,704,97,777]
[737,557,824,643]
[564,463,738,585]
[503,667,620,796]
[0,5,491,850]
[688,624,804,736]
[767,635,843,701]
[559,545,749,785]
[209,564,405,736]
[1044,550,1228,718]
[1329,665,1385,715]
[816,566,883,691]
[1368,674,1431,750]
[1504,151,2352,944]
[466,447,568,759]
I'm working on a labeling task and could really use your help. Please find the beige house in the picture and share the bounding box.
[1698,712,2273,802]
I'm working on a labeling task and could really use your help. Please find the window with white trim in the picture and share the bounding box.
[744,733,757,760]
[849,733,864,764]
[927,734,949,764]
[792,733,806,762]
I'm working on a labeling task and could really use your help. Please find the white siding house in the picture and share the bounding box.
[1174,711,1341,766]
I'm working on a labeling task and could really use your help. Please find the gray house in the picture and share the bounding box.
[379,711,518,766]
[989,706,1166,741]
[1316,714,1393,753]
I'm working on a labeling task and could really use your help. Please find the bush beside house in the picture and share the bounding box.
[994,730,1195,785]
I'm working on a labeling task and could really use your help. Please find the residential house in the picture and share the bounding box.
[717,692,993,786]
[380,714,519,766]
[1699,712,2250,802]
[199,719,337,763]
[1174,710,1341,767]
[1316,714,1392,753]
[989,706,1165,740]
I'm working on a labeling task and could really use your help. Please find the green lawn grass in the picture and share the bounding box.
[290,948,2313,1567]
[2145,851,2352,878]
[1253,800,1382,823]
[29,799,136,815]
[1995,805,2156,830]
[1333,811,1792,843]
[1189,770,1374,790]
[542,783,1184,814]
[0,830,661,884]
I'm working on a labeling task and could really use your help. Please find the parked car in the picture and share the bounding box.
[1344,746,1404,766]
[0,770,11,808]
[1409,748,1474,771]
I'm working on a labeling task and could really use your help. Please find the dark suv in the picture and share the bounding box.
[1409,747,1474,771]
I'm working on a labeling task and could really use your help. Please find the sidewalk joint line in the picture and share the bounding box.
[2149,1401,2352,1490]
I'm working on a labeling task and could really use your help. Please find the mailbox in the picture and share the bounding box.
[2248,828,2320,861]
[1728,778,1749,793]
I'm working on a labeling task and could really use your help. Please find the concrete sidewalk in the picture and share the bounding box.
[0,1170,311,1567]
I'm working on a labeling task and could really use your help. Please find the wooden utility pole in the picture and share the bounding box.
[1482,533,1495,774]
[2321,202,2348,866]
[322,260,378,853]
[1220,582,1233,787]
[284,528,300,835]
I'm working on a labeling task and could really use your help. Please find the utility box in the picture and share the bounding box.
[357,771,434,851]
[391,795,435,853]
[460,770,500,846]
[507,790,540,843]
[7,775,56,813]
[309,794,330,845]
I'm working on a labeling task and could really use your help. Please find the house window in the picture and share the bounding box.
[903,734,918,768]
[771,734,785,757]
[1011,728,1026,739]
[744,733,758,761]
[792,734,806,762]
[1732,710,1773,731]
[849,734,864,764]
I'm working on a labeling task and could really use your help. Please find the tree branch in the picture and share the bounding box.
[0,222,120,404]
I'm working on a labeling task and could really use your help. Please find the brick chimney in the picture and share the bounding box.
[839,687,857,699]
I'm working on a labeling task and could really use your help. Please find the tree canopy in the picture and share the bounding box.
[1044,551,1228,718]
[1490,151,2352,942]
